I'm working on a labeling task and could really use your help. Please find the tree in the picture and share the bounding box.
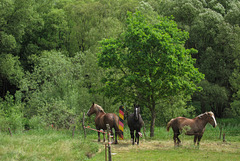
[152,0,240,117]
[97,11,204,137]
[19,51,86,128]
[0,54,24,97]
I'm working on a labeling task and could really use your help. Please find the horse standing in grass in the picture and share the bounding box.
[167,111,217,146]
[127,104,144,145]
[87,103,121,144]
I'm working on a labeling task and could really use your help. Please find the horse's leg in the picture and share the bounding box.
[197,135,203,146]
[114,128,118,144]
[130,130,134,145]
[98,131,101,142]
[136,130,140,145]
[103,130,105,142]
[176,134,181,146]
[175,130,181,146]
[194,135,197,145]
[111,128,118,144]
[173,133,177,146]
[135,131,137,143]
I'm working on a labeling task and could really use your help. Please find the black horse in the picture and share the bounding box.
[127,104,144,145]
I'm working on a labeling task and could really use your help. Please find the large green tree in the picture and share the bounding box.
[151,0,240,117]
[97,11,204,137]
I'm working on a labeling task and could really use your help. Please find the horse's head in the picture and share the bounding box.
[207,111,217,128]
[134,104,140,120]
[87,102,105,117]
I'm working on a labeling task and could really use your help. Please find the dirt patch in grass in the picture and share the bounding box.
[109,139,240,154]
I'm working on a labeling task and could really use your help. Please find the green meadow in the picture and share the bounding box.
[1,120,239,161]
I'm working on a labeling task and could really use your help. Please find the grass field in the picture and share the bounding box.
[93,140,240,161]
[0,122,240,161]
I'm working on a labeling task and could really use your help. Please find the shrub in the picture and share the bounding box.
[0,93,24,132]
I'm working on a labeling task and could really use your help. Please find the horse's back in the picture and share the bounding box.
[178,117,195,127]
[127,113,134,124]
[103,113,119,128]
[172,117,198,135]
[170,117,192,129]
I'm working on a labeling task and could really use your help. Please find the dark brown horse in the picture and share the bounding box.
[87,103,121,144]
[167,111,217,146]
[127,104,144,145]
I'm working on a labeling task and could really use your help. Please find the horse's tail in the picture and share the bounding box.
[167,119,174,132]
[116,125,122,137]
[112,115,122,137]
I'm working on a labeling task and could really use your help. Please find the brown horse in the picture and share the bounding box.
[87,103,121,144]
[167,111,217,146]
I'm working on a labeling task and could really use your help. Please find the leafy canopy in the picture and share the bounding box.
[98,11,204,105]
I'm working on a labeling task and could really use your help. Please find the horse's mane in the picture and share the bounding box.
[197,112,210,118]
[95,104,106,113]
[208,111,214,115]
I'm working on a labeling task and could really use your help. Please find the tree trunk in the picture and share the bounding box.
[150,107,156,137]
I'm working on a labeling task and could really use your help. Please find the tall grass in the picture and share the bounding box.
[0,118,239,161]
[0,129,100,161]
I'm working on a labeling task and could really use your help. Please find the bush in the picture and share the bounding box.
[28,115,47,130]
[38,100,76,129]
[0,93,25,132]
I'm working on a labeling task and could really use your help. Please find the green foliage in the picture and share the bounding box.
[151,0,240,117]
[0,54,24,86]
[0,92,24,132]
[1,0,240,132]
[225,1,240,25]
[98,11,203,102]
[194,80,229,117]
[228,27,240,117]
[157,95,196,125]
[28,115,46,130]
[20,50,94,128]
[0,32,17,53]
[229,95,240,117]
[64,0,126,55]
[98,10,204,136]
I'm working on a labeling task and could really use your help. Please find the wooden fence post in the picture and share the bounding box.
[105,143,108,161]
[8,128,12,136]
[106,124,112,161]
[219,127,222,139]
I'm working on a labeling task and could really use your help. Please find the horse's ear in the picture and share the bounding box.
[92,102,94,105]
